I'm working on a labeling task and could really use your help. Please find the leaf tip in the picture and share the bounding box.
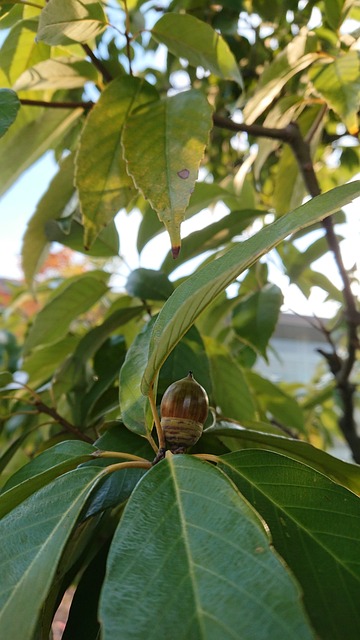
[172,245,181,259]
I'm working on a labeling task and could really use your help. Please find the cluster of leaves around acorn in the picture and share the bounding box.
[1,215,360,639]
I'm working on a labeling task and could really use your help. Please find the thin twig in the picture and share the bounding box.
[214,113,360,462]
[148,384,166,450]
[34,400,93,443]
[20,98,94,110]
[81,44,113,83]
[122,0,133,76]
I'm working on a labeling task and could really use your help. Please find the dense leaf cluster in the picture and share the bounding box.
[0,0,360,638]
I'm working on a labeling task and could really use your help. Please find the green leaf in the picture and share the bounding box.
[23,273,109,355]
[119,318,156,436]
[0,19,50,86]
[220,450,360,640]
[0,106,82,197]
[44,217,120,258]
[0,467,103,640]
[21,153,75,286]
[246,371,305,432]
[141,181,360,394]
[75,75,158,248]
[207,420,360,496]
[232,284,283,359]
[123,90,213,256]
[243,33,319,124]
[37,0,107,45]
[0,88,19,138]
[82,423,154,518]
[13,56,98,90]
[126,268,174,301]
[52,305,143,398]
[136,182,239,255]
[100,455,314,640]
[0,441,94,518]
[22,335,80,388]
[152,13,243,85]
[208,348,257,421]
[309,52,360,135]
[161,209,260,274]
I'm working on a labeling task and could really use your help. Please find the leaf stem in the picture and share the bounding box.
[103,460,152,474]
[148,384,166,450]
[92,450,150,462]
[191,453,220,464]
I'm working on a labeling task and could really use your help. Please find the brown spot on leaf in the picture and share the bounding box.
[172,245,181,259]
[177,169,190,180]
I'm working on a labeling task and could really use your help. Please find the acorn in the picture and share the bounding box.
[160,371,209,453]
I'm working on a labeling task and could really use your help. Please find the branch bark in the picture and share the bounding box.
[34,400,93,444]
[214,113,360,462]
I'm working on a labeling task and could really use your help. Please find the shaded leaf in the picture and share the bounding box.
[232,284,283,359]
[75,75,157,248]
[246,370,305,432]
[119,318,156,436]
[100,454,314,640]
[123,90,213,256]
[52,305,143,398]
[0,88,19,138]
[220,450,360,640]
[126,268,174,301]
[0,441,94,518]
[141,182,360,394]
[209,420,360,494]
[152,13,243,85]
[0,467,103,640]
[44,217,120,258]
[208,348,257,421]
[23,273,109,355]
[37,0,107,45]
[21,152,75,286]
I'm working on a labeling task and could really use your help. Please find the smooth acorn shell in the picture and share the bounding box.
[160,372,209,452]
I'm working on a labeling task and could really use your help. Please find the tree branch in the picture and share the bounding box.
[20,98,94,110]
[214,113,360,462]
[34,400,93,443]
[81,44,113,84]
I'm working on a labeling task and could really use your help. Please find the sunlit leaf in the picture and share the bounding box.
[37,0,107,45]
[123,90,213,257]
[0,106,82,197]
[152,13,243,85]
[310,52,360,134]
[13,56,98,90]
[75,75,158,248]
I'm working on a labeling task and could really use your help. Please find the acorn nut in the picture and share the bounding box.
[160,371,209,453]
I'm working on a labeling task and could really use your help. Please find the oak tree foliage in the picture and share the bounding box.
[0,0,360,638]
